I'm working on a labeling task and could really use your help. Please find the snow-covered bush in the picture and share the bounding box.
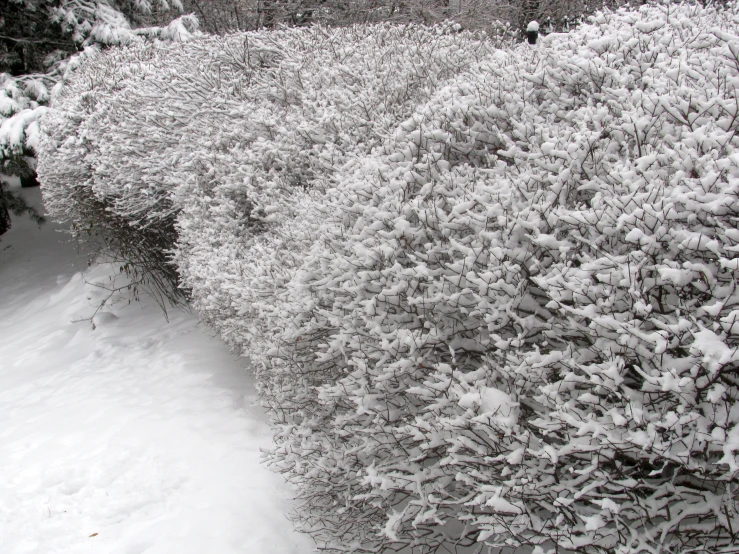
[174,24,499,363]
[267,2,739,552]
[37,2,739,551]
[39,23,496,346]
[34,19,199,302]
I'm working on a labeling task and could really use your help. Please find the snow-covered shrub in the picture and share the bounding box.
[174,24,497,363]
[268,2,739,552]
[37,42,195,303]
[38,23,495,347]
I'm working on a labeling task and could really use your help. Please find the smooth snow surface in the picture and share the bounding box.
[0,187,315,554]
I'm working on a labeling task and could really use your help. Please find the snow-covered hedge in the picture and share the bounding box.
[174,24,498,362]
[39,23,497,344]
[266,3,739,552]
[38,2,739,552]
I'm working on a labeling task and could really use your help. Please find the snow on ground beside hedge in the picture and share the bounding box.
[266,3,739,552]
[0,188,314,554]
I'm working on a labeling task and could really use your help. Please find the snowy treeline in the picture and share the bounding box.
[38,2,739,553]
[167,0,592,35]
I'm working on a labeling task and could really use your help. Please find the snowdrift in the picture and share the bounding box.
[38,3,739,552]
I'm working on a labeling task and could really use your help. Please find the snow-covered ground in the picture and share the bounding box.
[0,186,315,554]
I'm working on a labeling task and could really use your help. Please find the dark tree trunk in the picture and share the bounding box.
[0,188,11,236]
[21,171,40,188]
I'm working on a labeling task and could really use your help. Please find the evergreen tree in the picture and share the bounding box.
[0,0,77,77]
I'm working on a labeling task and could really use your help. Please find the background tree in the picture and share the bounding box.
[0,1,77,77]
